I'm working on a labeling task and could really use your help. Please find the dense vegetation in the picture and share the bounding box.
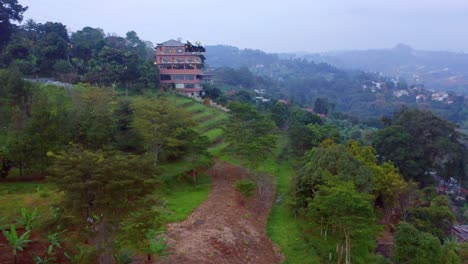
[0,1,467,263]
[206,45,467,127]
[0,2,158,93]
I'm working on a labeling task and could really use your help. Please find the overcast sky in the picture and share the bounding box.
[20,0,468,53]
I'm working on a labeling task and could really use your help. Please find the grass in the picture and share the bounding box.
[159,173,211,224]
[217,134,321,263]
[203,128,223,143]
[0,182,61,224]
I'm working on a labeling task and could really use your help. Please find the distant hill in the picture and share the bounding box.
[297,44,468,95]
[205,45,467,126]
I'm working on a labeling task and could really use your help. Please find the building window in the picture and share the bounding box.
[174,75,184,80]
[173,64,184,70]
[185,64,194,70]
[160,74,171,81]
[161,57,173,63]
[185,75,195,80]
[174,57,184,63]
[185,84,195,88]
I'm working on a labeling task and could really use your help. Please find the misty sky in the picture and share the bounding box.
[20,0,468,53]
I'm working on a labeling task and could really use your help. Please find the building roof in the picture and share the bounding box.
[158,39,185,47]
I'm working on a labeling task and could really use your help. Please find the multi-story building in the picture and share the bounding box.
[155,39,206,97]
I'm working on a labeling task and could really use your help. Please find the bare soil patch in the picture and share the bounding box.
[162,160,283,264]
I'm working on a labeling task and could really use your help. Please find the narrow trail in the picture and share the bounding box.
[163,160,283,264]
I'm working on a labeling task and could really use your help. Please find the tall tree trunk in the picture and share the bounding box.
[337,242,343,264]
[344,231,351,264]
[97,221,112,264]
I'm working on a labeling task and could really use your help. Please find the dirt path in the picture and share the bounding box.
[163,160,283,264]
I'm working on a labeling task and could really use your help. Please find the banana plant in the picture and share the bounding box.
[16,208,39,231]
[144,231,171,263]
[2,224,32,264]
[32,254,56,264]
[64,244,95,264]
[46,232,62,254]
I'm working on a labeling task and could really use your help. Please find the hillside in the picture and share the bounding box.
[205,45,467,126]
[299,44,468,95]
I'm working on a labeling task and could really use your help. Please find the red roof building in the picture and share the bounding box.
[155,39,206,97]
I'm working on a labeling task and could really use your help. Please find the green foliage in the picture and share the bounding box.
[143,231,171,262]
[234,179,257,198]
[223,102,277,170]
[64,244,97,264]
[70,84,117,148]
[407,195,455,239]
[270,101,290,128]
[373,108,465,184]
[113,249,133,264]
[48,145,160,260]
[314,97,332,115]
[307,181,379,263]
[291,144,373,212]
[392,222,442,264]
[16,207,39,231]
[0,0,28,47]
[2,224,31,263]
[32,254,55,264]
[132,97,195,163]
[440,238,462,264]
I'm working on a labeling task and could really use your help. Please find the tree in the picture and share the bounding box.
[291,144,374,213]
[314,97,331,115]
[131,97,194,164]
[407,195,455,240]
[372,125,417,180]
[372,162,406,222]
[223,102,277,169]
[113,100,143,152]
[307,182,378,264]
[440,238,461,264]
[48,146,160,264]
[70,27,105,62]
[0,0,28,47]
[270,101,290,128]
[70,84,116,149]
[392,222,442,264]
[374,108,465,185]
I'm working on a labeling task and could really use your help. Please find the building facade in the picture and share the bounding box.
[155,39,206,97]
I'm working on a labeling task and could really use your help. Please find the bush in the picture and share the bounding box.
[233,179,256,198]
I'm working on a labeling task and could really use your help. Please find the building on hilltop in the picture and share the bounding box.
[155,39,206,97]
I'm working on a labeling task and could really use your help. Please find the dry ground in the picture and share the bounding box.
[162,160,283,264]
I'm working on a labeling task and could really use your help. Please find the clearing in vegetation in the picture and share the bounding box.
[163,160,283,264]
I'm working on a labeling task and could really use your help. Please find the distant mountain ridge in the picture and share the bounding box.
[204,45,467,125]
[298,44,468,94]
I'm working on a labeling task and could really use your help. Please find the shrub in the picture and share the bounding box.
[234,179,256,198]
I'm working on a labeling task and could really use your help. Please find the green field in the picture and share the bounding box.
[0,182,60,225]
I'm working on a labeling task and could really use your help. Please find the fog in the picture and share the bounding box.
[21,0,468,53]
